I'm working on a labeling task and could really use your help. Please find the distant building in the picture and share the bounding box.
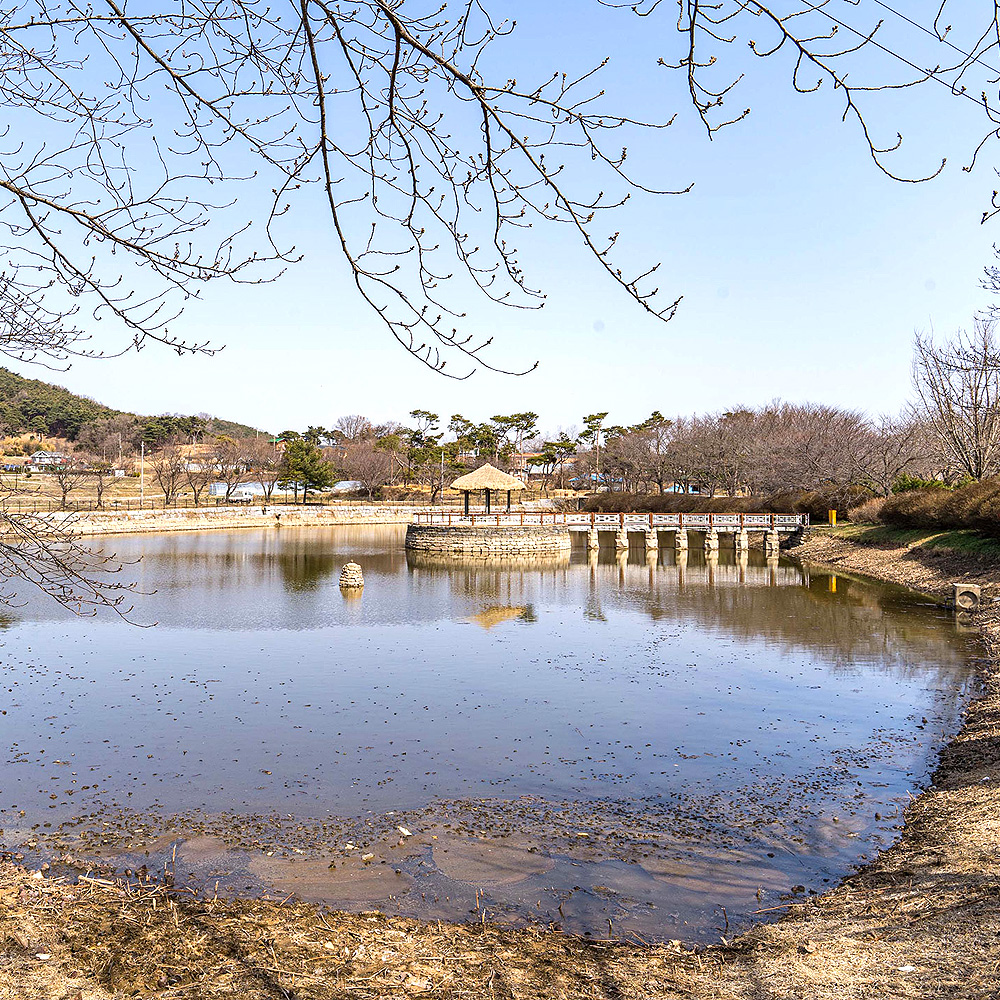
[28,451,70,471]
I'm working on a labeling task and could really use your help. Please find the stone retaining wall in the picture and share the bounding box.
[405,523,572,554]
[65,504,421,537]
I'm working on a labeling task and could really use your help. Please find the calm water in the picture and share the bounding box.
[0,525,979,941]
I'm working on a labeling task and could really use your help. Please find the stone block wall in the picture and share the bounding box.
[66,504,422,537]
[405,523,572,554]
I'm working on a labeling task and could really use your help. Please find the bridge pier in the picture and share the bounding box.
[704,528,719,552]
[706,550,718,586]
[587,527,600,550]
[764,528,781,555]
[644,529,659,551]
[734,528,749,552]
[673,529,689,550]
[615,527,629,551]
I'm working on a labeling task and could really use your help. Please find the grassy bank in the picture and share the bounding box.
[795,524,1000,603]
[825,523,1000,560]
[2,531,999,998]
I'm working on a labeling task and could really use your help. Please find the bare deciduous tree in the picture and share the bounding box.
[334,416,375,444]
[149,442,187,505]
[88,461,116,510]
[50,455,92,507]
[340,441,392,500]
[912,322,1000,482]
[0,1,696,378]
[211,437,251,501]
[0,505,138,616]
[852,413,931,496]
[244,437,283,501]
[184,459,214,507]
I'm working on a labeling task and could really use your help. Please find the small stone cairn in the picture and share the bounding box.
[339,562,364,589]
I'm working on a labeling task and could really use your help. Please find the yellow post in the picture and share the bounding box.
[828,509,837,526]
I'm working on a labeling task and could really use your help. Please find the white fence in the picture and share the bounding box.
[411,511,810,530]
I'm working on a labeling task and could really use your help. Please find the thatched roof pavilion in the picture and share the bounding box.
[450,463,525,514]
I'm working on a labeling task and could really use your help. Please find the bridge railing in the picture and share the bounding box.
[411,511,810,529]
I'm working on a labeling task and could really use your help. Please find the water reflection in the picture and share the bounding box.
[467,605,537,629]
[0,525,979,942]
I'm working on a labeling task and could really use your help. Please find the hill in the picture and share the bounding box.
[0,368,263,445]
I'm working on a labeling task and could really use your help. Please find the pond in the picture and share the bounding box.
[0,525,979,942]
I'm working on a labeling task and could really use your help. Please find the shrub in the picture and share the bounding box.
[582,487,865,522]
[847,496,887,524]
[879,488,950,529]
[892,473,948,493]
[939,478,1000,530]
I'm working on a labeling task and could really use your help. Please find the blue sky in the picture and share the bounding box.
[8,1,1000,438]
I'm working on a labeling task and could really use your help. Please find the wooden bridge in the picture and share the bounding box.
[410,510,809,553]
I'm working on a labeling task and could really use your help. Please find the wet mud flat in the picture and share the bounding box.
[3,777,890,948]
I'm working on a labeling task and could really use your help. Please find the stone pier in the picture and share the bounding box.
[734,528,749,552]
[405,523,572,554]
[615,527,629,551]
[764,528,781,555]
[645,529,659,551]
[704,528,719,552]
[674,529,689,550]
[587,527,600,550]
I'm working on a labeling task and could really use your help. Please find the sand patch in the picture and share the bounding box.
[249,854,414,903]
[176,836,232,865]
[431,835,555,886]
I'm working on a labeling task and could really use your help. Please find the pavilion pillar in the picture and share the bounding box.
[463,491,470,516]
[506,489,511,512]
[485,489,491,514]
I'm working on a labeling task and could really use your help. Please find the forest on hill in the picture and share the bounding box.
[0,368,261,445]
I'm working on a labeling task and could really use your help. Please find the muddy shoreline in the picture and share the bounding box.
[1,527,999,997]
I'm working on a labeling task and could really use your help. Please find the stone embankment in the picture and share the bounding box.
[63,504,422,537]
[404,523,572,554]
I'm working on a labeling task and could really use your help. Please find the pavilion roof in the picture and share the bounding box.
[450,463,526,492]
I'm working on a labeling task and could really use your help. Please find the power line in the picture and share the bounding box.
[787,0,1000,114]
[868,0,1000,77]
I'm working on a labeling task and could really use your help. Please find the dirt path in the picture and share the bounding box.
[2,528,999,998]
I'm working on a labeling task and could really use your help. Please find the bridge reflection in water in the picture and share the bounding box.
[405,545,799,594]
